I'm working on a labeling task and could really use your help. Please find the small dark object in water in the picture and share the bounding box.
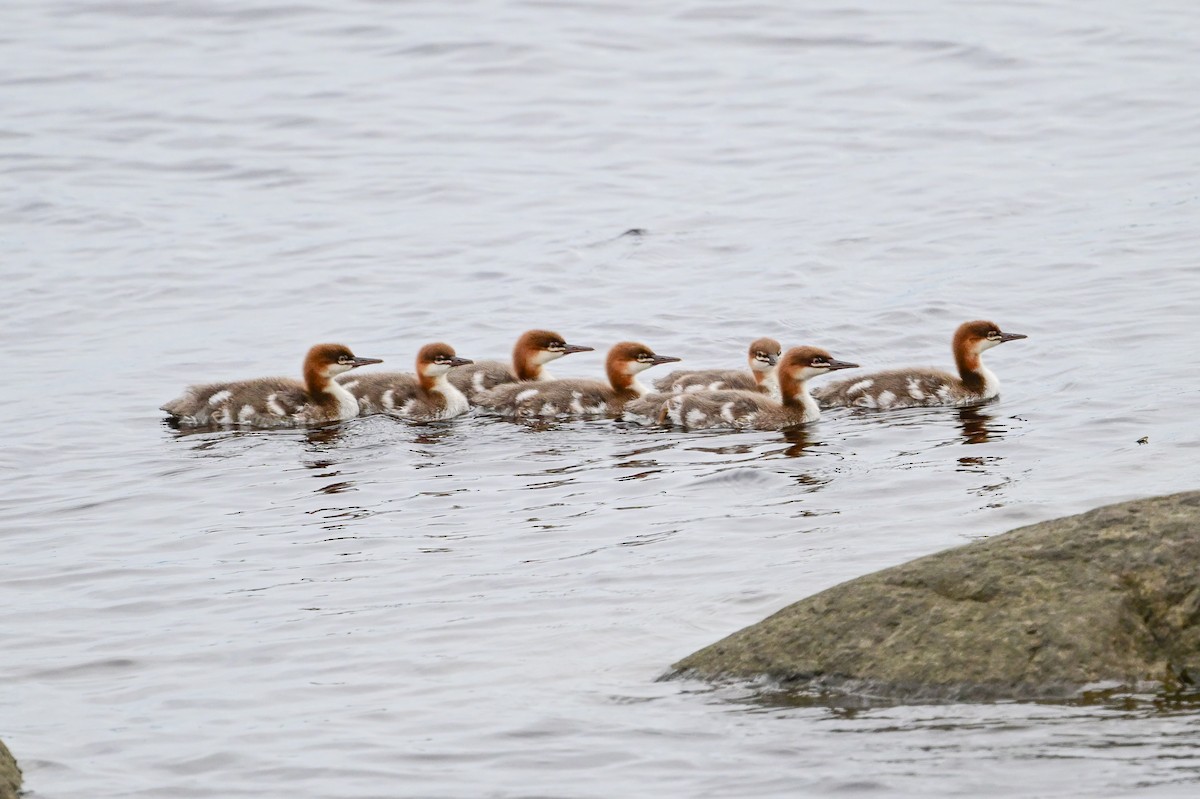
[621,228,647,237]
[1137,436,1149,445]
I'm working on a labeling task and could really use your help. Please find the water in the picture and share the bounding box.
[3,0,1200,796]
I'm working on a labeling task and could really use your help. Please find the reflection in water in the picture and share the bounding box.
[957,407,1003,445]
[779,427,819,458]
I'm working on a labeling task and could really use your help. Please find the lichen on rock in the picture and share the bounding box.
[670,491,1200,702]
[0,739,20,799]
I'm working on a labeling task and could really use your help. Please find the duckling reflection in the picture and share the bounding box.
[779,427,819,458]
[957,407,1004,445]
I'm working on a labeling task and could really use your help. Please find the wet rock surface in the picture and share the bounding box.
[672,492,1200,702]
[0,739,20,799]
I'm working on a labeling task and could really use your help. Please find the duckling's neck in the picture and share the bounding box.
[780,376,819,420]
[305,365,358,418]
[608,365,648,397]
[954,348,992,395]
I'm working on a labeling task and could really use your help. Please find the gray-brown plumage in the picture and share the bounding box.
[448,329,592,402]
[653,337,782,399]
[621,391,675,423]
[336,343,473,421]
[656,346,858,430]
[813,320,1027,410]
[475,342,680,418]
[161,343,383,428]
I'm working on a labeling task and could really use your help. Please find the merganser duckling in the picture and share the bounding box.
[653,346,858,430]
[161,343,383,428]
[448,329,593,402]
[813,320,1027,409]
[337,343,473,421]
[475,341,681,417]
[653,336,782,399]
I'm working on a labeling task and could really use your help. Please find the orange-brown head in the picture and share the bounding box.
[512,329,593,380]
[303,343,382,393]
[605,341,682,392]
[747,337,782,373]
[776,346,858,404]
[417,342,473,379]
[953,320,1027,354]
[952,320,1027,383]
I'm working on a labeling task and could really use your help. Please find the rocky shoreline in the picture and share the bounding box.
[0,739,20,799]
[671,491,1200,702]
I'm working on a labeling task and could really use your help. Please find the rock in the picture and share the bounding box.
[0,739,20,799]
[671,491,1200,702]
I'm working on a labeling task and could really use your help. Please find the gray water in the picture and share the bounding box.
[4,0,1200,796]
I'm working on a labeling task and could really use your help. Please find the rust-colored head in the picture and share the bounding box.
[416,342,473,378]
[777,345,858,401]
[605,341,681,390]
[747,337,783,372]
[303,343,382,393]
[513,329,593,379]
[953,320,1027,353]
[306,343,382,375]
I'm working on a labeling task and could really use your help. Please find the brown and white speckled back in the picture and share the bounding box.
[447,361,518,402]
[812,367,984,409]
[661,389,811,430]
[476,378,625,418]
[161,377,331,428]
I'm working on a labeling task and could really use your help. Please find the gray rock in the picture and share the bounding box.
[670,491,1200,702]
[0,739,20,799]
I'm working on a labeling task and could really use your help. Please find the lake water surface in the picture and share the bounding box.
[4,0,1200,796]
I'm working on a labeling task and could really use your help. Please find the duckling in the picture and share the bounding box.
[656,346,857,430]
[338,343,473,421]
[161,343,382,428]
[814,320,1026,409]
[475,341,680,417]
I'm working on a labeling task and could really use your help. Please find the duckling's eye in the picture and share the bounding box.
[549,342,564,350]
[639,353,653,362]
[987,331,1001,340]
[812,358,829,367]
[755,352,767,359]
[338,355,352,364]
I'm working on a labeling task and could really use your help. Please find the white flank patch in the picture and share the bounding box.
[720,402,737,423]
[382,389,395,410]
[472,372,487,394]
[847,379,874,395]
[877,390,897,409]
[681,383,702,393]
[854,394,878,409]
[238,404,256,423]
[214,407,233,425]
[686,409,708,427]
[906,377,925,400]
[266,394,286,416]
[936,385,952,402]
[665,398,684,426]
[400,399,417,417]
[515,388,540,403]
[540,404,559,416]
[707,381,722,391]
[207,389,231,407]
[569,395,585,414]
